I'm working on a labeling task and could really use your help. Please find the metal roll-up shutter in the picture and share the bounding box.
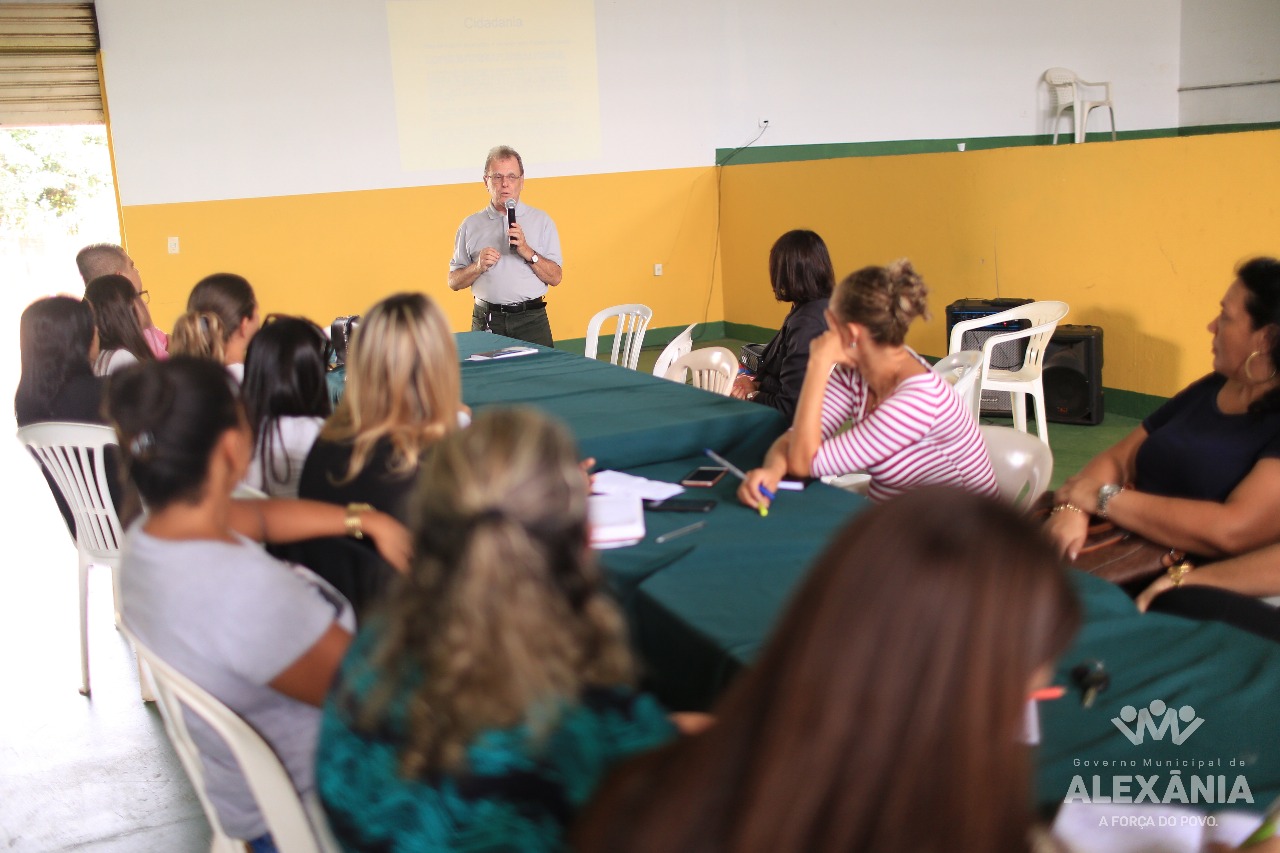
[0,3,101,126]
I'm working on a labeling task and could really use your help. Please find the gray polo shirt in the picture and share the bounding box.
[450,200,562,305]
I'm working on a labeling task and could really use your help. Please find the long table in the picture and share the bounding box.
[451,332,1280,811]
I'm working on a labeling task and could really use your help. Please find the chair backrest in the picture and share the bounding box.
[584,304,654,370]
[980,425,1054,509]
[17,421,124,561]
[1043,67,1078,110]
[931,351,984,418]
[664,347,737,396]
[121,625,340,853]
[948,301,1069,376]
[652,323,697,378]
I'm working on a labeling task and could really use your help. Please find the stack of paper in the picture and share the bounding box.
[588,494,645,549]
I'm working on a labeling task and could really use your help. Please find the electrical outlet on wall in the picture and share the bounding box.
[167,236,180,254]
[654,263,663,276]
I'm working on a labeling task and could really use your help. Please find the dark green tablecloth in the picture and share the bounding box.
[597,457,1280,811]
[330,332,787,471]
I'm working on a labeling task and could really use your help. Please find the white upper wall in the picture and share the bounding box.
[717,0,1180,148]
[1179,0,1280,126]
[97,0,1182,206]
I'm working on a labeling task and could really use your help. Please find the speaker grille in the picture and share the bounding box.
[958,329,1027,414]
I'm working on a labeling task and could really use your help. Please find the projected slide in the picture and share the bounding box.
[387,0,602,172]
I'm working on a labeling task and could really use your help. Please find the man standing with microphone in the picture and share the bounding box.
[448,145,563,347]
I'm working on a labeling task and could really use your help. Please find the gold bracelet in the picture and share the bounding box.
[345,503,374,539]
[1168,560,1195,586]
[1050,503,1086,516]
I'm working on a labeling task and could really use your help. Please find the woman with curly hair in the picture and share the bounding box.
[316,407,674,852]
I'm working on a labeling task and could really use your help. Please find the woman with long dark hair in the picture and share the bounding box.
[16,295,113,533]
[316,408,673,852]
[16,296,101,426]
[84,274,155,376]
[241,315,332,498]
[574,488,1081,853]
[109,357,408,853]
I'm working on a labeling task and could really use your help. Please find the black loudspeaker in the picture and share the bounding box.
[945,298,1033,416]
[1044,324,1104,425]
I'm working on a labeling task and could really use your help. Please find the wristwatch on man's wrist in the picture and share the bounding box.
[1096,484,1124,518]
[528,252,540,265]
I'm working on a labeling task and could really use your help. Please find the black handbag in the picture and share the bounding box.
[739,343,766,373]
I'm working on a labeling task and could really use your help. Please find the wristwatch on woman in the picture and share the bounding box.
[1096,484,1123,518]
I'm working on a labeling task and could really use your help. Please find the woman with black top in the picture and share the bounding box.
[730,230,835,420]
[299,293,464,523]
[16,296,119,533]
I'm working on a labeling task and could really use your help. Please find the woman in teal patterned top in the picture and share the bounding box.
[316,408,674,852]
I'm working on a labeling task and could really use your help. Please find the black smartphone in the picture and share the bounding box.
[680,466,727,487]
[644,498,717,513]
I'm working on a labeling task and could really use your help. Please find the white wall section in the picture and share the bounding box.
[97,0,1184,207]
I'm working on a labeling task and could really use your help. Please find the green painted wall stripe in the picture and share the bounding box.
[715,121,1280,166]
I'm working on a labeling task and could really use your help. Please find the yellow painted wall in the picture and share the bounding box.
[719,130,1280,398]
[120,166,724,343]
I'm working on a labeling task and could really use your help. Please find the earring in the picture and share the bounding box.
[1244,350,1278,383]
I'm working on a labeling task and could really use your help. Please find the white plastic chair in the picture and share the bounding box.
[663,347,737,396]
[17,421,152,699]
[948,301,1069,446]
[1044,67,1116,144]
[584,304,653,370]
[980,425,1054,510]
[931,351,983,418]
[652,323,697,378]
[121,625,341,853]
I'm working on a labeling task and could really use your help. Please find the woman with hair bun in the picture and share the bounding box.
[109,357,409,853]
[741,260,996,506]
[315,407,674,853]
[83,274,155,376]
[170,273,260,381]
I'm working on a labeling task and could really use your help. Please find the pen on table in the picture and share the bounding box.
[703,449,776,516]
[1029,686,1066,701]
[656,520,706,544]
[1241,791,1280,847]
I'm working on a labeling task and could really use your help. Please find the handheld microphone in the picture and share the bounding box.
[506,198,517,253]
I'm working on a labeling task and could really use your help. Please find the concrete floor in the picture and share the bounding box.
[0,451,210,851]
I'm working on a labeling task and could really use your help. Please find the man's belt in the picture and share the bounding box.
[474,297,546,315]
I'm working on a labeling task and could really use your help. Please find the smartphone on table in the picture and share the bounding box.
[680,467,726,488]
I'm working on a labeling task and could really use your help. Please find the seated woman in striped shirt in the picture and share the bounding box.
[740,259,997,506]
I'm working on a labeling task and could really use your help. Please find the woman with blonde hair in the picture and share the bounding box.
[741,259,997,506]
[315,407,673,851]
[170,272,260,381]
[298,292,464,523]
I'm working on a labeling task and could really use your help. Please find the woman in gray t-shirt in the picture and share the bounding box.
[108,357,410,850]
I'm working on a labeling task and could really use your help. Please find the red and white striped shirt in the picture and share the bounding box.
[810,356,998,503]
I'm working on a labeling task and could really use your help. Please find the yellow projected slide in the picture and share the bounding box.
[388,0,602,171]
